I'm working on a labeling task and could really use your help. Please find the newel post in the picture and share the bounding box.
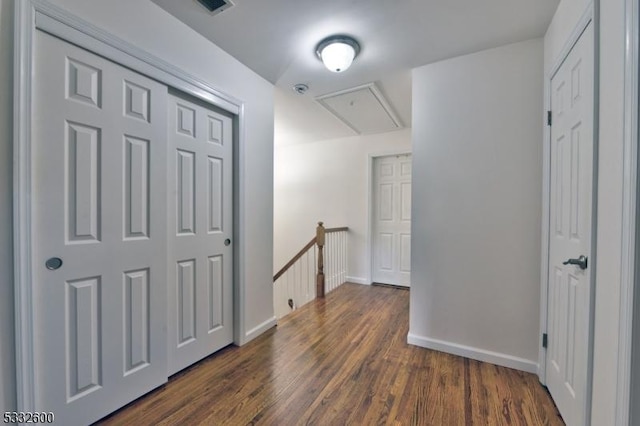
[316,221,326,298]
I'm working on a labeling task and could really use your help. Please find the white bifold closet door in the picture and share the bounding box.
[32,31,169,425]
[167,92,234,375]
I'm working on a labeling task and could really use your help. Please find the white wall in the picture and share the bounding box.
[0,0,15,414]
[1,0,275,409]
[273,129,411,283]
[409,38,544,371]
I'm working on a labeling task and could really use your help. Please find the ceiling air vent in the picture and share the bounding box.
[196,0,235,15]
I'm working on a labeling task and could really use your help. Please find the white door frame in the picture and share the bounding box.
[367,150,411,284]
[616,0,639,423]
[13,0,247,412]
[538,3,597,422]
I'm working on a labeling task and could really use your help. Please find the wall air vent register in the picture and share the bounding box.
[196,0,235,16]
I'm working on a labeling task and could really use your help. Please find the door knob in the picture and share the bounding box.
[563,255,588,270]
[45,257,63,270]
[224,239,231,246]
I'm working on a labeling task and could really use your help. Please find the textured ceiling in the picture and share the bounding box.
[152,0,559,144]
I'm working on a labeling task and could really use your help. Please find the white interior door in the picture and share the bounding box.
[372,154,412,287]
[546,22,594,426]
[167,92,234,375]
[32,32,168,425]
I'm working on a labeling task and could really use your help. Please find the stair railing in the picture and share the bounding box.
[273,222,348,319]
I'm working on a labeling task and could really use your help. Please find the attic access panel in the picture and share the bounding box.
[315,83,403,135]
[196,0,234,15]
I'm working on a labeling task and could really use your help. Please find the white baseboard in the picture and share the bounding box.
[346,276,370,285]
[243,316,277,343]
[407,332,538,374]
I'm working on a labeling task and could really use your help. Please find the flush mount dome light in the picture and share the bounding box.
[315,35,361,73]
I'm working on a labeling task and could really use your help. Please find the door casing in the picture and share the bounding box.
[617,0,640,423]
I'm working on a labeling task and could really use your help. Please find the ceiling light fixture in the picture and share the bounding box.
[315,35,361,73]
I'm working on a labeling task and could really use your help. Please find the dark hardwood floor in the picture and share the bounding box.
[97,283,563,425]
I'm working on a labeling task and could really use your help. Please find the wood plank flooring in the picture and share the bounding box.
[97,283,564,425]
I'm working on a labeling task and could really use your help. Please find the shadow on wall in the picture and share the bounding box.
[0,0,16,413]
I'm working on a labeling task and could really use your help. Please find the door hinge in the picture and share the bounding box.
[542,333,548,348]
[547,111,552,126]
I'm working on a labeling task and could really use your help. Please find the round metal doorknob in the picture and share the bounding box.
[45,257,63,270]
[224,239,231,246]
